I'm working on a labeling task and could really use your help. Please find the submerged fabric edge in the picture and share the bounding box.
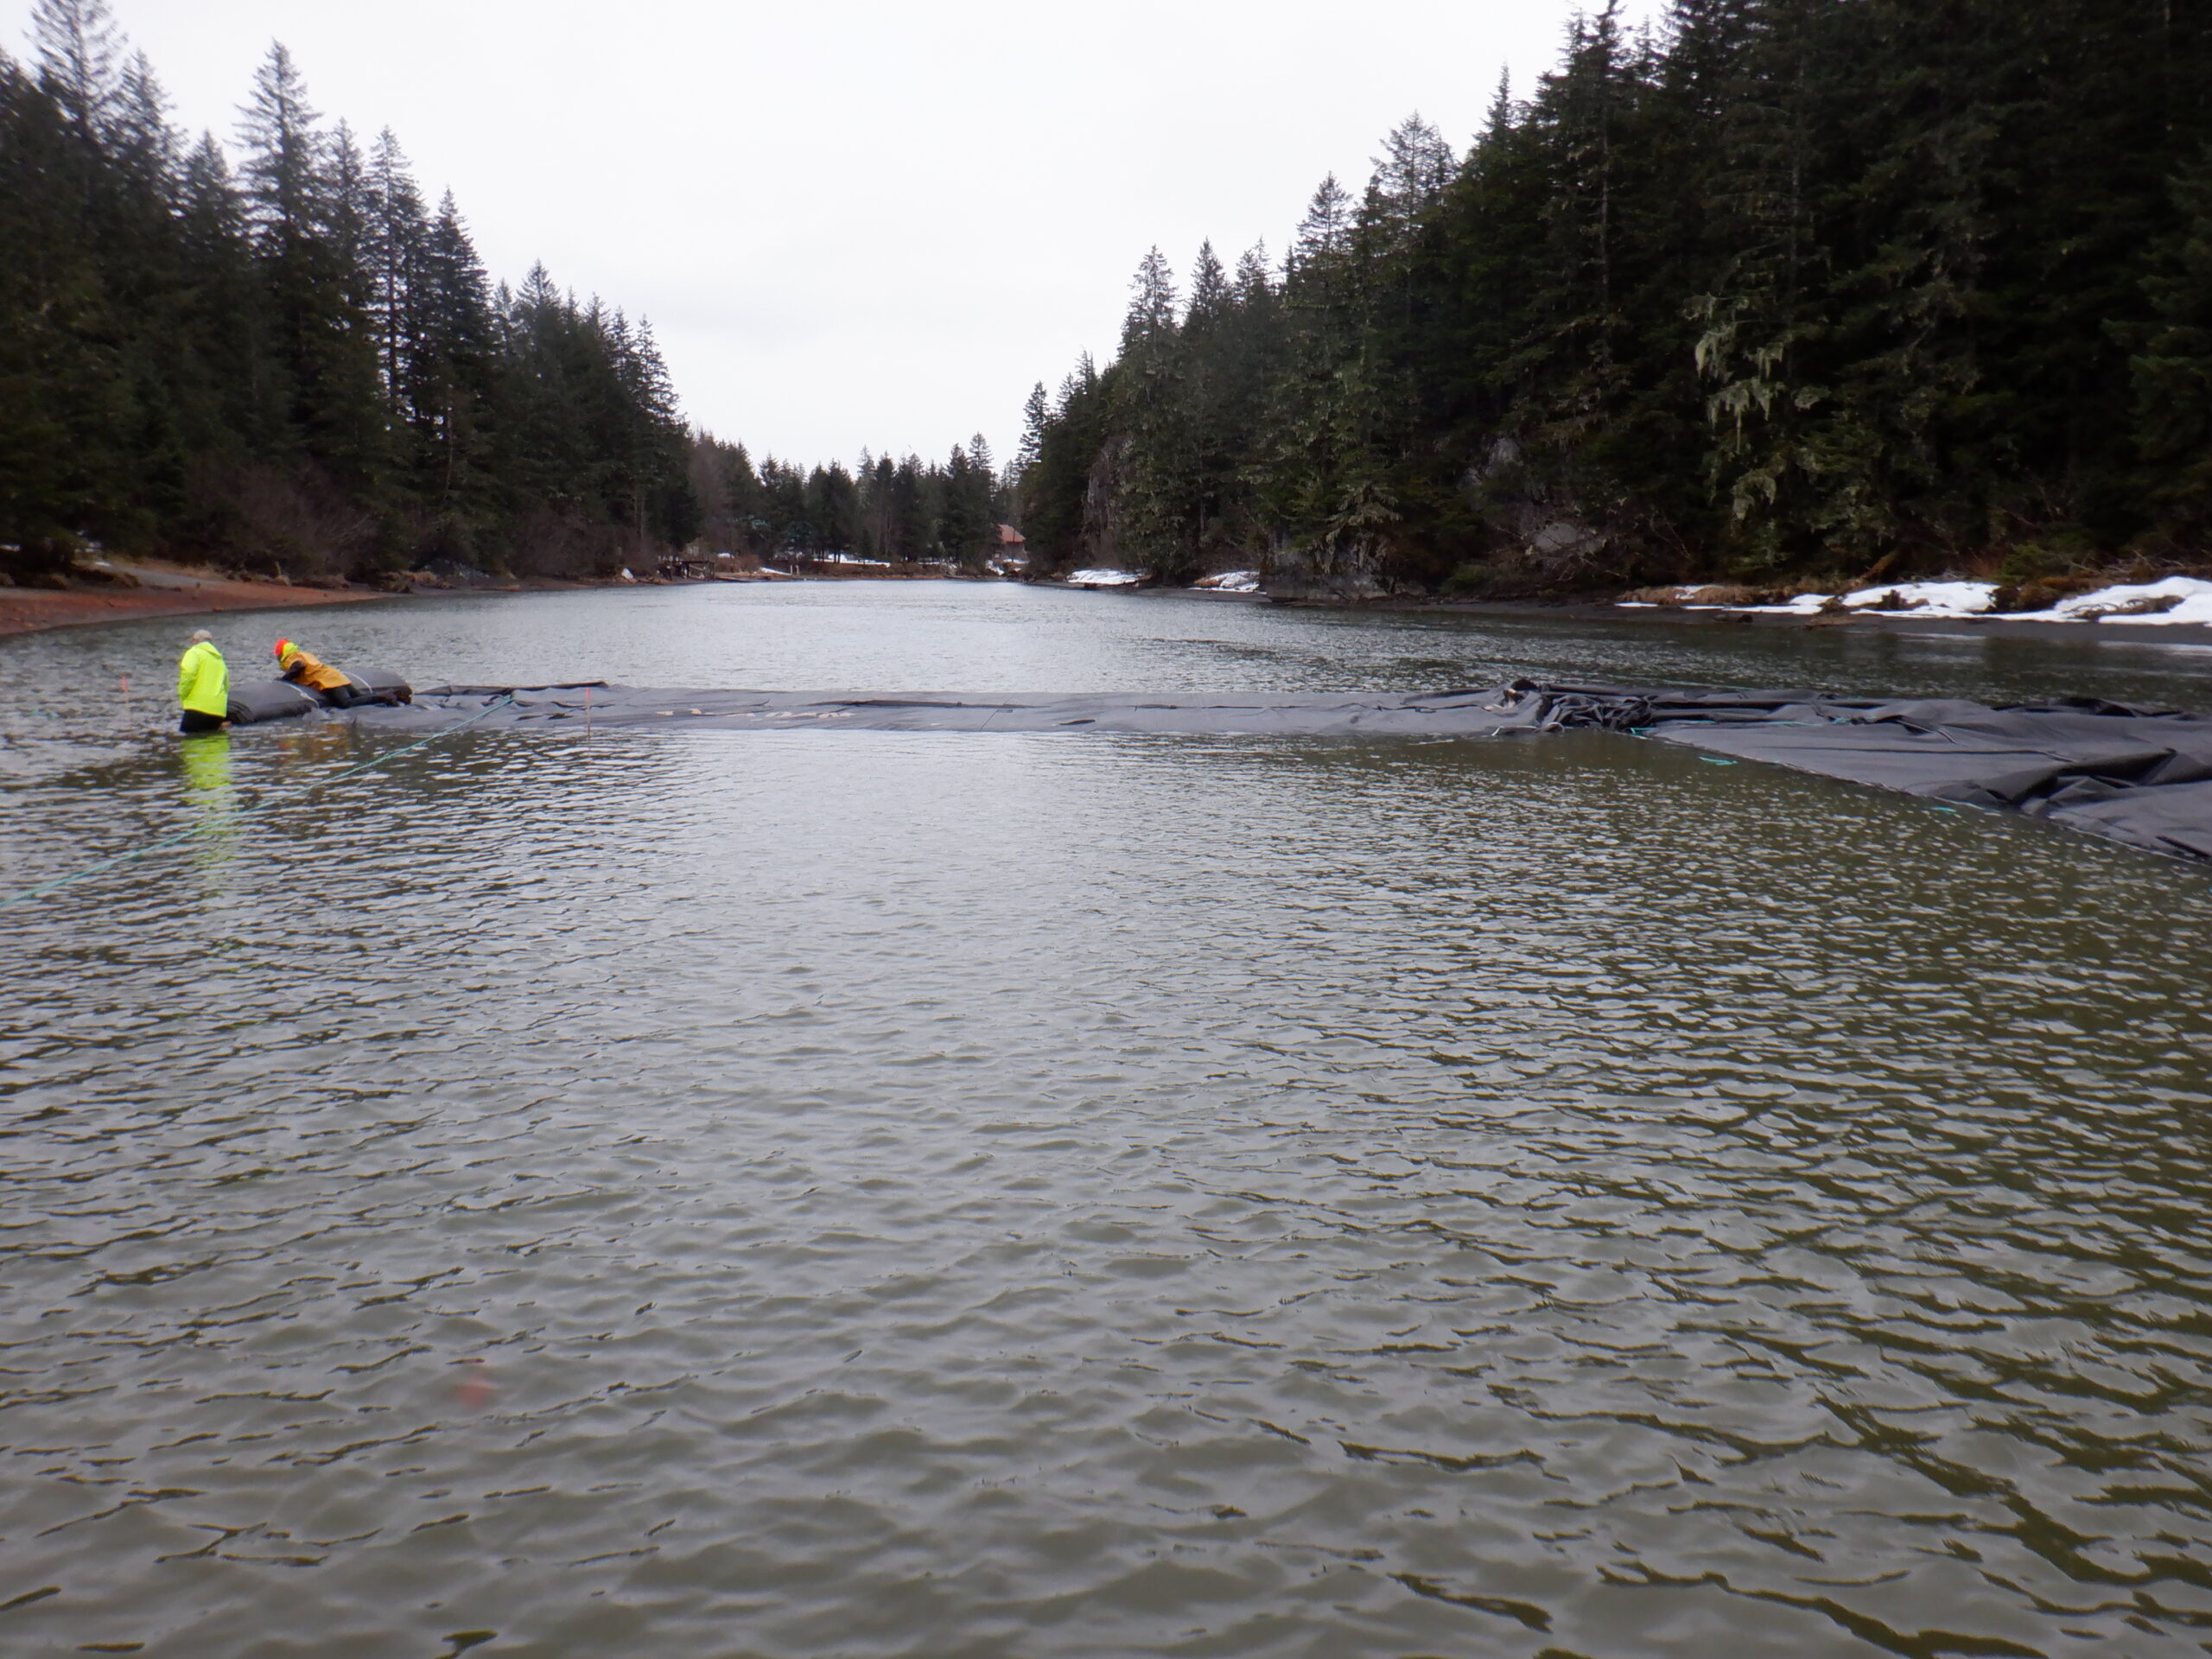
[223,680,2212,866]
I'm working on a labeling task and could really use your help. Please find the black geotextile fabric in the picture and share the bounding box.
[316,680,2212,863]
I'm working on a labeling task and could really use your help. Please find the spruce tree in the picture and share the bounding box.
[364,129,425,423]
[236,43,382,498]
[1186,239,1230,325]
[0,48,134,564]
[938,442,995,569]
[29,0,120,150]
[1113,249,1204,578]
[893,454,931,563]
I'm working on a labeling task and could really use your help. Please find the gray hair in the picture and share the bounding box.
[189,629,213,643]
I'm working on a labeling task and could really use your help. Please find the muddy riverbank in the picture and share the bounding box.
[0,564,395,639]
[0,557,973,641]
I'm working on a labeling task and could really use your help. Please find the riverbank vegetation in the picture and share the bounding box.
[2,2,705,585]
[1019,1,2212,599]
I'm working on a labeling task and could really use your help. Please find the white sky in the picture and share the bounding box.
[21,0,1663,468]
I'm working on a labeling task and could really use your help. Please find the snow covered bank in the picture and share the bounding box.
[1623,576,2212,625]
[2044,576,2212,625]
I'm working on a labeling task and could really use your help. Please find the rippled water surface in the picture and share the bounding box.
[6,585,2212,1658]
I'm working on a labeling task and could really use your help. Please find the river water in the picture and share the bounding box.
[5,583,2212,1658]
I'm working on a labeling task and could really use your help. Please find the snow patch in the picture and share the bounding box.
[1728,581,1998,618]
[1617,575,2212,626]
[1841,580,1996,615]
[2061,575,2212,625]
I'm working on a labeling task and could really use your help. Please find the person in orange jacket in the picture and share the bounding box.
[275,639,365,708]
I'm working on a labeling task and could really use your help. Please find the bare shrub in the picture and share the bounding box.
[499,512,643,582]
[1989,574,2101,612]
[2081,592,2185,618]
[217,466,377,583]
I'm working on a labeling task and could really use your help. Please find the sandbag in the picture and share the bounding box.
[226,680,321,724]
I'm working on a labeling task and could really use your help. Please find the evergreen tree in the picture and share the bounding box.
[109,48,171,188]
[892,454,932,562]
[807,461,861,553]
[0,47,134,562]
[235,43,381,495]
[1252,170,1402,592]
[1020,355,1101,571]
[938,441,995,569]
[1018,382,1050,472]
[171,130,270,463]
[29,0,120,149]
[2131,145,2212,541]
[1186,239,1230,325]
[415,191,493,515]
[1113,247,1204,578]
[365,128,426,423]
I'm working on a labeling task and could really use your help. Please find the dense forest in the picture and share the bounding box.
[0,0,704,582]
[689,435,1012,571]
[1020,0,2212,598]
[0,1,1018,586]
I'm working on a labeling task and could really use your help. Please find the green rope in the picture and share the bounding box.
[0,695,514,913]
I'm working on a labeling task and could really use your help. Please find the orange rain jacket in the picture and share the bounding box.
[277,643,353,694]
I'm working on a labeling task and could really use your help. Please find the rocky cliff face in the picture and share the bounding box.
[1075,436,1133,574]
[1259,537,1388,601]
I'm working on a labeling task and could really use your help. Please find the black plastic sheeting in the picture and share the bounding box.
[308,679,2212,863]
[226,668,411,724]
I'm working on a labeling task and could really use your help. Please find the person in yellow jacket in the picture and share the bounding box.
[275,638,365,707]
[176,629,228,734]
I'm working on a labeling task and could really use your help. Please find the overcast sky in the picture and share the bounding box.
[22,0,1664,469]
